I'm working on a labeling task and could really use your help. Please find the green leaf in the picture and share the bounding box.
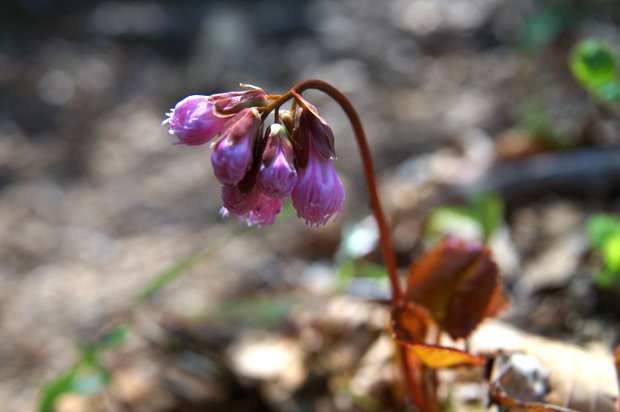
[469,192,504,244]
[207,296,297,330]
[426,192,504,245]
[357,261,388,279]
[38,325,124,411]
[595,267,619,289]
[335,258,388,290]
[38,366,80,412]
[518,2,579,53]
[595,81,620,103]
[519,8,565,52]
[521,99,579,148]
[335,260,355,290]
[586,214,620,249]
[135,204,296,303]
[570,39,618,89]
[522,100,550,135]
[441,391,456,412]
[97,326,128,350]
[135,226,249,303]
[603,232,620,272]
[426,207,482,244]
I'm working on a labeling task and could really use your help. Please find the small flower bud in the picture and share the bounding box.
[279,110,295,135]
[244,195,283,229]
[210,86,268,116]
[211,108,261,185]
[291,139,345,227]
[258,124,298,198]
[163,95,228,146]
[221,183,260,216]
[291,97,336,168]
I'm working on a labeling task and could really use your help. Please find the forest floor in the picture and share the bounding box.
[1,1,620,411]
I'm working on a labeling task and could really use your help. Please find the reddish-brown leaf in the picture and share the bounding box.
[405,237,507,340]
[482,278,510,320]
[397,340,486,368]
[490,383,579,412]
[391,301,431,343]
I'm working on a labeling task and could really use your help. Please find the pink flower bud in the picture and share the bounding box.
[163,95,228,146]
[244,195,283,229]
[291,140,345,227]
[258,124,298,198]
[221,183,260,216]
[211,108,261,185]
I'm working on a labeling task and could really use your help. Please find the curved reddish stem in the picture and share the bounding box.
[258,80,404,302]
[294,79,404,303]
[259,79,423,407]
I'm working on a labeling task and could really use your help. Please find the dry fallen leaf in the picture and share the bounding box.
[396,340,486,369]
[490,383,580,412]
[471,320,618,412]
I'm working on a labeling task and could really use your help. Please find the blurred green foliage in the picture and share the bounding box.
[134,226,249,303]
[521,99,577,149]
[335,219,388,291]
[205,296,297,331]
[519,0,580,53]
[469,192,505,243]
[426,192,504,245]
[586,214,620,249]
[571,40,618,88]
[136,203,296,303]
[570,39,620,104]
[522,100,550,137]
[602,233,620,273]
[38,327,127,412]
[40,204,297,410]
[586,214,620,288]
[335,259,388,290]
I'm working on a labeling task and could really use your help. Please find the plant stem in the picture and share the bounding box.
[399,345,429,411]
[293,79,404,303]
[260,79,421,407]
[292,80,428,409]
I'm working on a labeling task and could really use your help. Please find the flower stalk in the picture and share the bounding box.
[255,79,403,302]
[164,79,418,406]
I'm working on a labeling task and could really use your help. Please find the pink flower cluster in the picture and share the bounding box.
[163,86,345,228]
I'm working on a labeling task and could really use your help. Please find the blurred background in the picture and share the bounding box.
[2,0,620,411]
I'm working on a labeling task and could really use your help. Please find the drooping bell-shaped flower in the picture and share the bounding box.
[221,183,261,216]
[163,95,229,146]
[244,195,283,229]
[211,108,261,185]
[258,124,298,198]
[291,139,345,227]
[163,87,267,146]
